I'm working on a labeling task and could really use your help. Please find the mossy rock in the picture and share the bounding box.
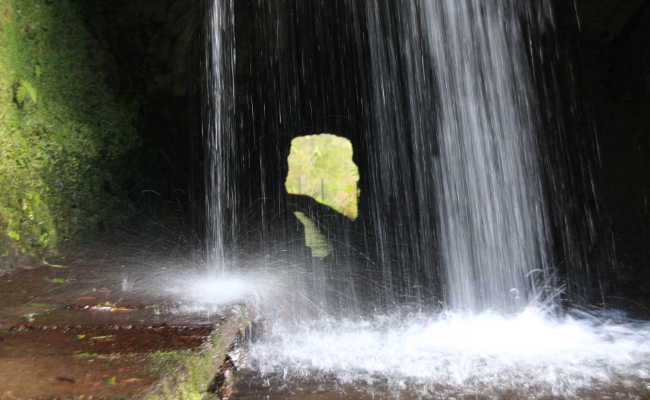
[144,310,249,400]
[0,0,139,260]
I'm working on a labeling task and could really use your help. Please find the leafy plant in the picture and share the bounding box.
[13,79,38,106]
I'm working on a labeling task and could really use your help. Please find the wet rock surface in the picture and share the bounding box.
[229,371,650,400]
[0,256,242,399]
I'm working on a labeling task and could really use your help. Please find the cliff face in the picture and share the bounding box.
[0,0,139,272]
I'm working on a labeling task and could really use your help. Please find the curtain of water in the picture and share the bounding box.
[367,0,554,312]
[425,0,552,311]
[205,0,235,272]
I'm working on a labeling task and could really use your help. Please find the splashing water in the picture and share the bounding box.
[169,273,268,306]
[196,0,650,397]
[156,262,650,397]
[249,307,650,398]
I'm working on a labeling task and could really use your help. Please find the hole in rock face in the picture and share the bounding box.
[285,134,360,219]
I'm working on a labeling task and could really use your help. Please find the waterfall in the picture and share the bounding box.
[367,0,553,311]
[205,0,235,272]
[209,2,650,397]
[426,0,552,311]
[234,3,650,397]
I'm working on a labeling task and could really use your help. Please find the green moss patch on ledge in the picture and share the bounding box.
[0,0,139,270]
[145,311,248,400]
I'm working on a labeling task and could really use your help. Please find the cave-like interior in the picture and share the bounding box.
[1,1,650,397]
[0,0,648,311]
[70,0,649,307]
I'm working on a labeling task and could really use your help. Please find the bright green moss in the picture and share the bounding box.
[0,0,139,262]
[147,338,224,400]
[285,134,360,219]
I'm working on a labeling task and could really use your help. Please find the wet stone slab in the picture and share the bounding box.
[0,264,245,400]
[229,371,650,400]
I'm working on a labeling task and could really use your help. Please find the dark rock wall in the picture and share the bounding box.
[568,0,650,308]
[232,0,650,308]
[233,0,370,220]
[80,0,207,232]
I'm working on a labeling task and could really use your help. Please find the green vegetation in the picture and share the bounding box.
[146,311,250,400]
[73,352,98,359]
[22,309,52,321]
[22,302,55,321]
[285,134,360,219]
[294,211,331,258]
[42,277,67,284]
[147,345,222,400]
[0,0,138,266]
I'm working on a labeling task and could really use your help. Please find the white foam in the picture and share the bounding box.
[250,307,650,397]
[154,266,650,396]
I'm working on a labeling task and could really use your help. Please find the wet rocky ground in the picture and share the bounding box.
[5,239,648,400]
[229,370,650,400]
[0,243,245,400]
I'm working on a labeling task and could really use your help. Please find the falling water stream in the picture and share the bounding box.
[194,0,650,398]
[426,0,551,312]
[205,0,235,272]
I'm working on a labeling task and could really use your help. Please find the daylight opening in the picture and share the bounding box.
[285,134,359,219]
